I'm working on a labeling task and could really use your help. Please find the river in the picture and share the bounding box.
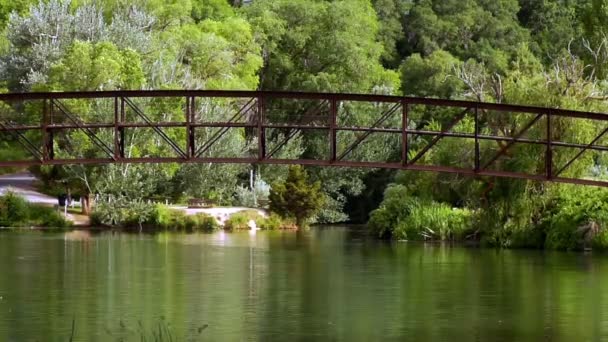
[0,227,607,341]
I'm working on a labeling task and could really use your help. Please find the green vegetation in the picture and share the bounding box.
[91,202,219,232]
[0,192,70,228]
[269,166,324,228]
[258,213,296,231]
[2,0,608,248]
[369,185,473,241]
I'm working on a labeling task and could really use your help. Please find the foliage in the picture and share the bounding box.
[0,191,30,226]
[91,196,157,229]
[0,191,70,228]
[92,200,220,232]
[224,210,264,231]
[257,213,295,230]
[368,185,473,240]
[269,166,324,227]
[188,213,221,233]
[233,178,270,208]
[29,205,71,228]
[542,186,608,251]
[393,202,473,241]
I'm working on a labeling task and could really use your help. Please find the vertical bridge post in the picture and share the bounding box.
[402,99,408,166]
[329,98,337,163]
[474,105,480,172]
[257,95,266,161]
[185,96,195,159]
[546,112,553,179]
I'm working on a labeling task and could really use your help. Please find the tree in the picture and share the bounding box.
[245,0,400,222]
[269,166,324,227]
[403,0,529,74]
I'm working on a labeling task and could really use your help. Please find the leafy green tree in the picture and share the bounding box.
[245,0,399,92]
[518,0,583,63]
[400,50,464,98]
[1,0,154,91]
[0,0,35,28]
[269,166,324,227]
[403,0,529,73]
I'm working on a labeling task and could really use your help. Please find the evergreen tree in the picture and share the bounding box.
[269,166,324,227]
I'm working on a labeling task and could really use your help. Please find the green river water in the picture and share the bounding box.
[0,227,607,341]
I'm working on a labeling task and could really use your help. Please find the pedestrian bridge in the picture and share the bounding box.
[0,90,607,187]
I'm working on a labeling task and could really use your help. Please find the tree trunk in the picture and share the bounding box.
[81,193,92,215]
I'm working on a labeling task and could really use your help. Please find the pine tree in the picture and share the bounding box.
[269,166,324,228]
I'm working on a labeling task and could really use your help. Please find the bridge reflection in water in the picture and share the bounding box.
[0,90,607,186]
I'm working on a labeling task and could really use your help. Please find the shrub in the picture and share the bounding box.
[0,192,70,228]
[269,166,324,227]
[30,205,70,228]
[393,202,473,241]
[233,179,270,208]
[189,213,220,232]
[368,185,473,241]
[0,191,30,227]
[143,204,168,227]
[162,210,189,230]
[541,187,608,250]
[224,212,251,231]
[258,213,284,230]
[368,185,417,239]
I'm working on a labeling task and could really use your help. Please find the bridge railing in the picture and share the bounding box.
[0,90,607,186]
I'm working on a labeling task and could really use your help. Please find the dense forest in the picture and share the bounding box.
[2,0,608,249]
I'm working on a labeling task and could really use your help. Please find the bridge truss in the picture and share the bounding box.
[0,90,608,186]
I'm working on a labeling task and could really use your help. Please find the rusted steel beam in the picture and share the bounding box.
[2,90,608,122]
[2,90,608,188]
[546,114,553,179]
[474,106,480,172]
[0,154,606,187]
[114,97,120,160]
[555,124,608,177]
[0,121,42,161]
[330,99,338,162]
[402,100,408,166]
[266,130,300,159]
[337,102,401,161]
[265,100,330,159]
[122,97,186,159]
[257,95,266,161]
[42,99,50,161]
[408,107,471,166]
[52,99,115,159]
[195,97,256,158]
[481,113,544,171]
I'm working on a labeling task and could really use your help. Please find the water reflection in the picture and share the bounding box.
[0,228,606,341]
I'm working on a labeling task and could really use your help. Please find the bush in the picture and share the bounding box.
[393,202,473,241]
[0,192,70,228]
[258,213,285,230]
[233,179,270,208]
[30,205,70,228]
[224,213,252,231]
[368,185,473,241]
[0,191,30,227]
[541,187,608,250]
[189,213,220,232]
[269,166,324,227]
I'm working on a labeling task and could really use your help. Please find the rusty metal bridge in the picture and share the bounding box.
[0,90,608,186]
